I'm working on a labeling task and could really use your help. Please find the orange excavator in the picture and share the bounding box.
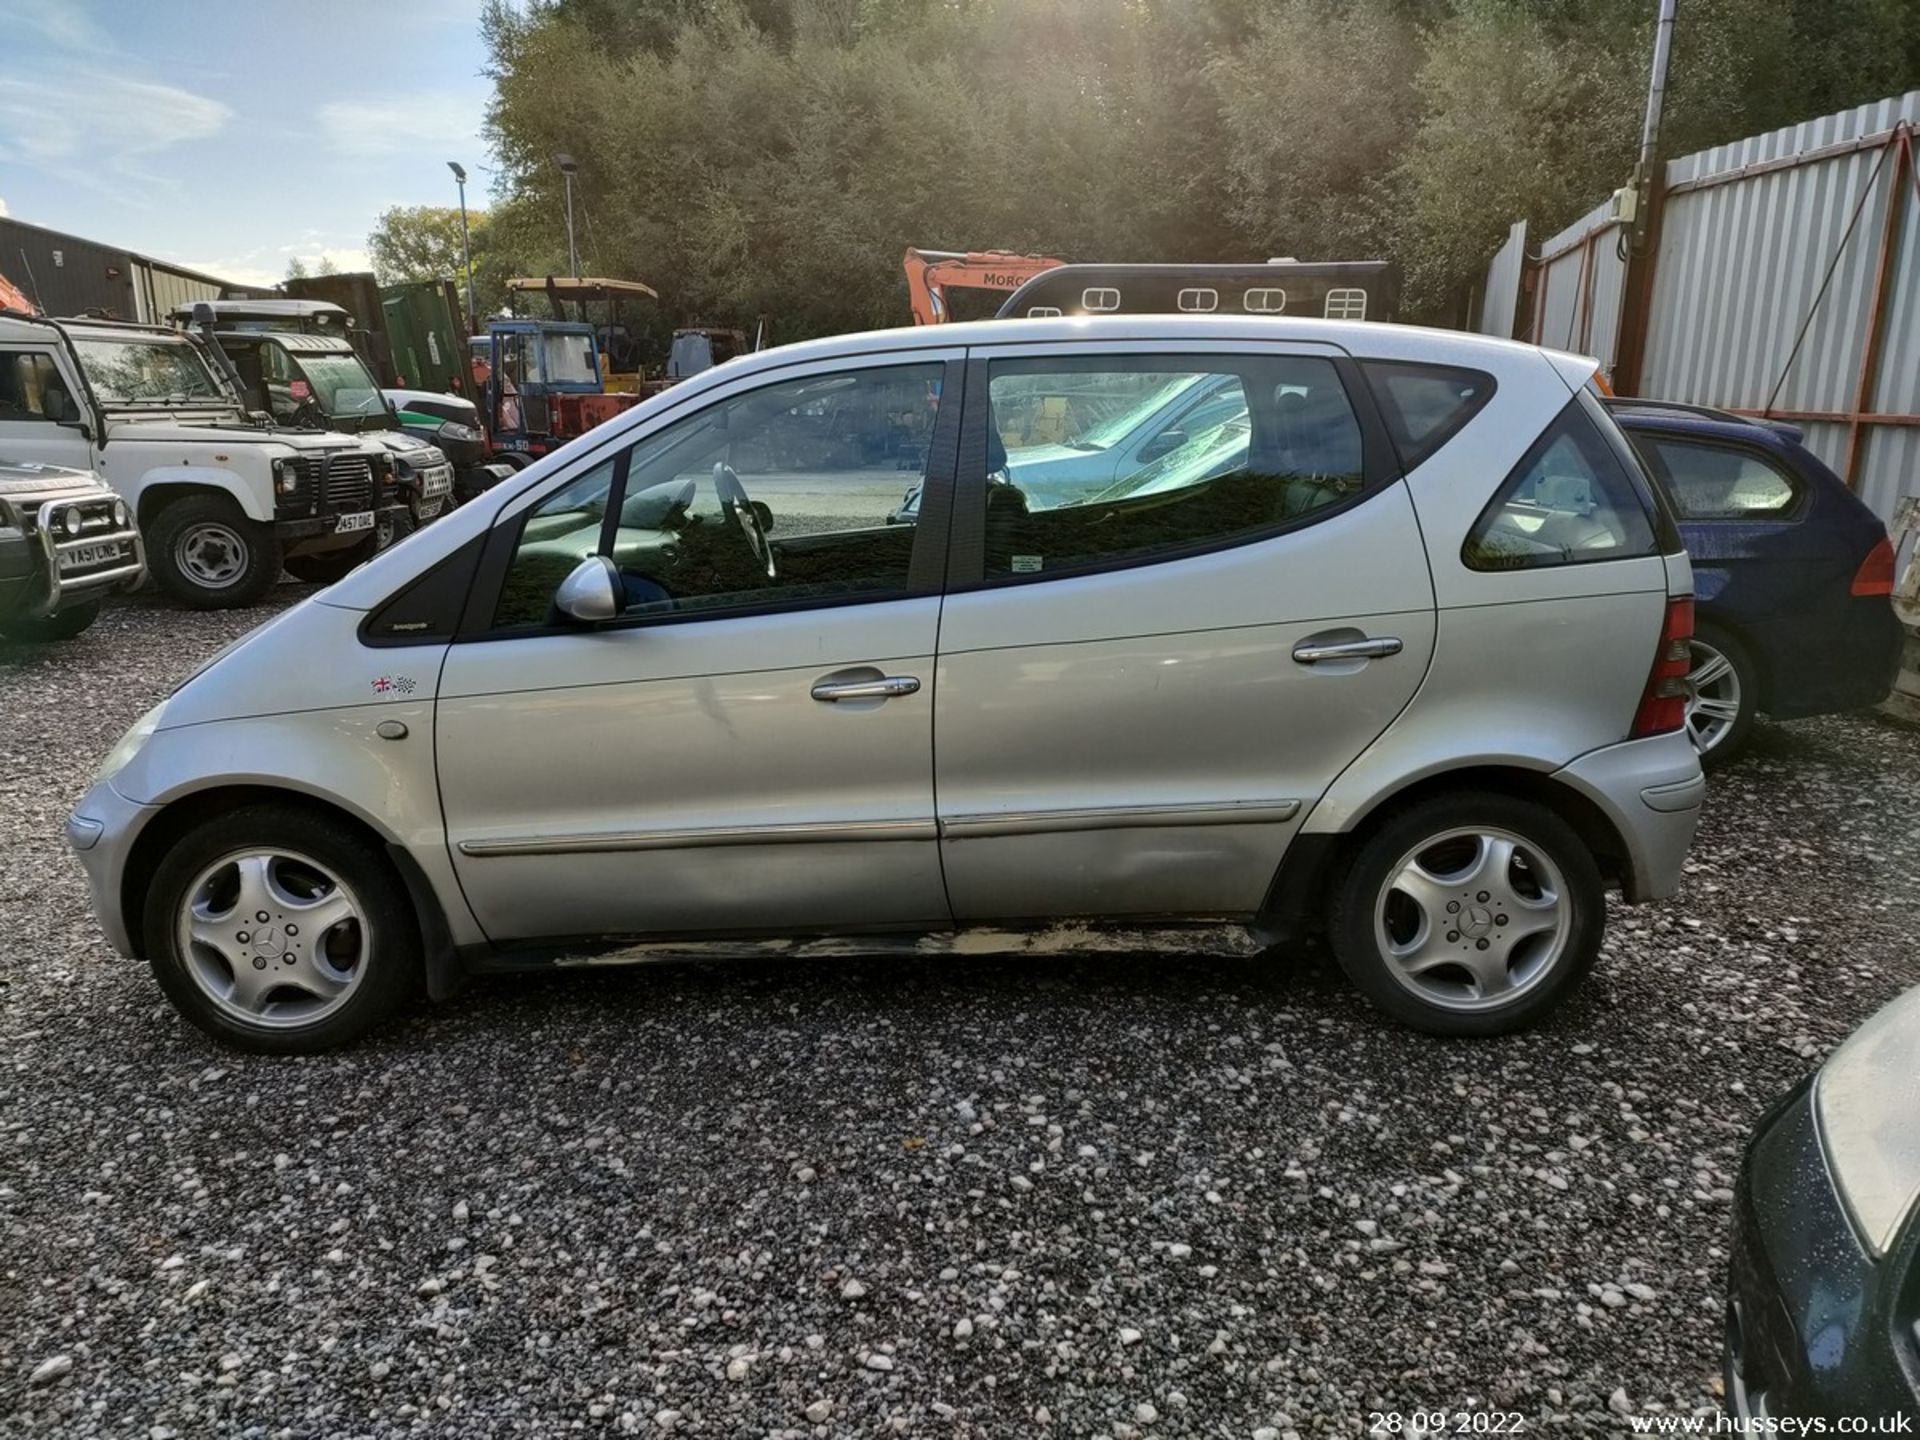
[903,246,1066,325]
[0,266,35,314]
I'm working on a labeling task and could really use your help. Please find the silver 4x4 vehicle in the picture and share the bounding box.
[0,313,401,607]
[68,316,1704,1054]
[0,460,144,641]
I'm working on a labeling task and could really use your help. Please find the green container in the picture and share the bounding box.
[379,279,471,397]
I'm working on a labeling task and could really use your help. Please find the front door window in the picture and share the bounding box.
[492,362,946,629]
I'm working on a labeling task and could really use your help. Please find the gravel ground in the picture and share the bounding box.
[4,592,1918,1437]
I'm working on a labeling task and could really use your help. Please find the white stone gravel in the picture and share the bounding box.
[4,592,1919,1434]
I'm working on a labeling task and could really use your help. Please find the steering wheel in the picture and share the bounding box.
[713,462,775,580]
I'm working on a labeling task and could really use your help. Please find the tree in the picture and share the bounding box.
[368,204,513,316]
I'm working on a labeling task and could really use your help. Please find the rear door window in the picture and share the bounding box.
[1634,435,1800,520]
[1464,399,1658,570]
[973,353,1372,580]
[1361,361,1495,470]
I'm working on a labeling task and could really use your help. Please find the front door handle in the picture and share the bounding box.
[811,675,921,702]
[1292,636,1403,664]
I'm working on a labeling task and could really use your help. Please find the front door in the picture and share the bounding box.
[436,352,962,945]
[934,343,1436,920]
[0,346,95,471]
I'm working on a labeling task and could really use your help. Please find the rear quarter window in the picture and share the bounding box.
[1634,434,1800,520]
[1361,361,1495,470]
[1464,398,1659,571]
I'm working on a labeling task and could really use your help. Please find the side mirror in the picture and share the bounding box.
[554,554,620,623]
[1137,429,1187,465]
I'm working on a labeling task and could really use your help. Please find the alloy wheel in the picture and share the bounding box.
[1685,638,1743,757]
[1372,826,1571,1012]
[176,849,368,1029]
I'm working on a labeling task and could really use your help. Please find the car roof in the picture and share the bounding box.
[694,314,1590,383]
[215,330,355,354]
[1606,398,1804,452]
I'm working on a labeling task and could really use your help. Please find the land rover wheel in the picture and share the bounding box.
[1330,793,1604,1038]
[147,494,280,609]
[142,804,420,1054]
[284,536,377,585]
[0,599,101,642]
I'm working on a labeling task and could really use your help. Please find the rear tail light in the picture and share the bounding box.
[1851,536,1895,597]
[1632,595,1695,738]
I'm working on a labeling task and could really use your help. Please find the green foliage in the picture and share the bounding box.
[474,0,1920,335]
[368,204,518,318]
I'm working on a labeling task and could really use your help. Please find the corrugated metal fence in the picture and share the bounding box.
[1477,90,1920,523]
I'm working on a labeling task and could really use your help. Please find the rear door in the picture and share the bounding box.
[932,341,1435,921]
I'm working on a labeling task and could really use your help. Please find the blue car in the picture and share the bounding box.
[1610,400,1901,767]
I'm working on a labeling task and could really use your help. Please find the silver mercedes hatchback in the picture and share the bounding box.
[68,316,1704,1053]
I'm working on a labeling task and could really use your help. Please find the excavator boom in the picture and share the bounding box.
[903,246,1065,325]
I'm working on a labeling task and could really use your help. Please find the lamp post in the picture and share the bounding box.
[554,152,579,278]
[447,160,476,333]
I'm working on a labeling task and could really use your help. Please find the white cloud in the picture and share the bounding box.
[0,196,9,218]
[182,245,374,290]
[316,92,480,157]
[0,72,230,196]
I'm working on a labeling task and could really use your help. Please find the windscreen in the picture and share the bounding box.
[297,354,387,419]
[541,331,598,385]
[73,338,224,404]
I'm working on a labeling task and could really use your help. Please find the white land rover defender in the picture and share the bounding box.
[0,313,403,608]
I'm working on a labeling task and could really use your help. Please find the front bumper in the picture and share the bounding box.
[275,502,409,550]
[1726,1080,1918,1419]
[66,778,163,957]
[1552,727,1704,902]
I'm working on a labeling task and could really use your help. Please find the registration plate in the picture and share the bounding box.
[417,497,444,520]
[335,511,374,535]
[58,542,124,573]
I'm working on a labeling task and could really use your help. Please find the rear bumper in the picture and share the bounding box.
[1552,728,1703,902]
[1761,597,1902,720]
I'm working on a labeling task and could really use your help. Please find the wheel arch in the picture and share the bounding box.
[135,471,274,527]
[1255,765,1632,944]
[1691,607,1771,713]
[120,783,462,999]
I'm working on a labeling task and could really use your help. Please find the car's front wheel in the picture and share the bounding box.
[284,536,377,585]
[146,494,281,609]
[0,599,101,642]
[1330,793,1604,1037]
[142,805,420,1053]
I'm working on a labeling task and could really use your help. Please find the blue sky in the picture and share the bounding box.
[0,0,496,287]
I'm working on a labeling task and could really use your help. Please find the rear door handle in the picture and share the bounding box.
[1292,636,1403,664]
[811,675,921,702]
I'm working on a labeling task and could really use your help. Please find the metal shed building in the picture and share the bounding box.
[0,215,263,322]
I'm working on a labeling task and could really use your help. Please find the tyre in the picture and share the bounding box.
[1329,792,1605,1038]
[1685,621,1757,769]
[146,494,281,609]
[495,451,531,471]
[284,536,377,585]
[0,599,101,642]
[142,804,421,1054]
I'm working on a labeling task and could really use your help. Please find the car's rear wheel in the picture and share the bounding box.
[142,805,420,1054]
[1330,793,1604,1037]
[1686,621,1757,769]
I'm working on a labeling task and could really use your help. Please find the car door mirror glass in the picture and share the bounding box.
[554,554,621,623]
[1137,429,1187,464]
